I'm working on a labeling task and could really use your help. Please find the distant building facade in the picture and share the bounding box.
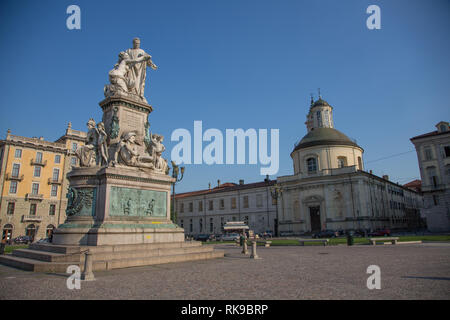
[410,121,450,232]
[0,124,86,242]
[174,179,277,236]
[276,96,423,235]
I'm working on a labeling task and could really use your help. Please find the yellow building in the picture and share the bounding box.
[0,123,86,242]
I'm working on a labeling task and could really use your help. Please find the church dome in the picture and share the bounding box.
[311,98,331,108]
[292,127,362,153]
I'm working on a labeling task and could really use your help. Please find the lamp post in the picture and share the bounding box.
[270,184,283,237]
[171,161,185,224]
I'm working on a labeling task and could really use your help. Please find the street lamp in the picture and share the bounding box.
[270,183,283,237]
[171,161,185,224]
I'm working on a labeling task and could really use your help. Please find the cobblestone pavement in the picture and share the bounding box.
[0,243,449,300]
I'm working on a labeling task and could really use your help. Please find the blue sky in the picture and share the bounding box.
[0,0,449,193]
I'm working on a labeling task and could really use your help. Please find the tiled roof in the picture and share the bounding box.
[174,180,276,199]
[410,130,450,141]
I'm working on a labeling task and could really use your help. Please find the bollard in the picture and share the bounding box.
[81,250,95,281]
[250,240,260,259]
[242,238,248,254]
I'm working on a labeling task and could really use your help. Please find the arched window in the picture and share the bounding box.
[337,157,347,168]
[2,224,13,242]
[307,158,317,173]
[25,224,36,241]
[358,157,363,170]
[46,225,55,238]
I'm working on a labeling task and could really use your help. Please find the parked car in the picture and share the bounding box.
[13,236,33,244]
[194,234,211,242]
[312,230,338,238]
[368,229,391,237]
[220,233,240,241]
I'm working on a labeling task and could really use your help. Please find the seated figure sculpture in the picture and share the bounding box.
[118,131,154,168]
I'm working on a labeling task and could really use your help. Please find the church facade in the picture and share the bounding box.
[276,97,423,235]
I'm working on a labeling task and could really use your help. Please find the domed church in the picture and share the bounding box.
[275,95,423,235]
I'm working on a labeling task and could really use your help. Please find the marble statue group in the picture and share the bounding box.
[75,38,169,174]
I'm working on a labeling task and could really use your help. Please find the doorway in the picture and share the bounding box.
[309,206,321,232]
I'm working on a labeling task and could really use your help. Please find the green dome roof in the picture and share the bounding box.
[292,127,362,153]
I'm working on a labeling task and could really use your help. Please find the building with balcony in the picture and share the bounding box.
[0,123,86,242]
[410,121,450,232]
[276,96,423,235]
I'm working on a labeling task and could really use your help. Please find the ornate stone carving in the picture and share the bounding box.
[75,119,98,167]
[118,131,154,168]
[104,38,157,104]
[149,133,169,174]
[66,187,96,216]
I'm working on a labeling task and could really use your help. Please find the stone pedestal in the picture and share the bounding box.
[52,165,183,246]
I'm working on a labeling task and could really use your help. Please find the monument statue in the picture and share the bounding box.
[74,38,169,172]
[104,37,157,103]
[75,119,98,167]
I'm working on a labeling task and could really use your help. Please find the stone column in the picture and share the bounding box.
[250,240,260,259]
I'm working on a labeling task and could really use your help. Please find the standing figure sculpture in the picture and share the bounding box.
[125,37,157,103]
[75,119,98,167]
[97,122,108,166]
[150,133,169,174]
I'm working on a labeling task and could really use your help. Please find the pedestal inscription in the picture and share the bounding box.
[109,186,166,217]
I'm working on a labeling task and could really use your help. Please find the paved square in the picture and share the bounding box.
[0,243,449,300]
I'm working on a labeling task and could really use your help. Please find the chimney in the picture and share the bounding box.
[217,179,220,187]
[239,179,244,185]
[208,183,211,190]
[382,175,389,180]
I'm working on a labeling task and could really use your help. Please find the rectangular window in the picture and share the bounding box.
[209,200,213,210]
[189,202,193,212]
[445,146,450,158]
[71,157,77,166]
[51,185,58,197]
[256,194,263,207]
[424,147,432,161]
[55,154,61,164]
[12,163,20,177]
[7,202,15,215]
[33,166,41,177]
[49,204,56,216]
[31,183,39,195]
[231,197,237,209]
[243,196,249,208]
[36,152,43,163]
[72,143,78,152]
[220,199,225,209]
[15,149,22,158]
[29,203,37,215]
[180,220,184,228]
[180,203,184,213]
[52,168,60,181]
[210,218,214,233]
[9,181,18,194]
[433,195,439,206]
[198,201,203,212]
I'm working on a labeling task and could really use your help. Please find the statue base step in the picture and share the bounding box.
[0,241,224,273]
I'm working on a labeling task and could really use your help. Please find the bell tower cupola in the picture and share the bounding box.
[305,89,334,132]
